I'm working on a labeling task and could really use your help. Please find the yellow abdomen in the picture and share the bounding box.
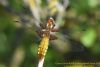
[38,36,49,60]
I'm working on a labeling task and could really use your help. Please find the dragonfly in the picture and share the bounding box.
[13,14,85,67]
[37,17,58,60]
[12,11,85,67]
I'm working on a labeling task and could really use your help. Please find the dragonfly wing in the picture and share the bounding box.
[49,34,58,40]
[40,23,46,29]
[51,29,59,32]
[36,30,43,38]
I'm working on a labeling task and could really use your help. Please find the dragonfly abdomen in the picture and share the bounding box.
[38,36,49,60]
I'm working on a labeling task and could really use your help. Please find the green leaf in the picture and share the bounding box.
[88,0,98,7]
[81,28,96,47]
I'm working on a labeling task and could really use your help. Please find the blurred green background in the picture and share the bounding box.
[0,0,100,67]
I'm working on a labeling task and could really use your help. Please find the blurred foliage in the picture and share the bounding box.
[0,0,100,67]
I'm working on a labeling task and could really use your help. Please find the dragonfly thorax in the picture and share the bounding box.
[37,17,57,40]
[41,29,50,37]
